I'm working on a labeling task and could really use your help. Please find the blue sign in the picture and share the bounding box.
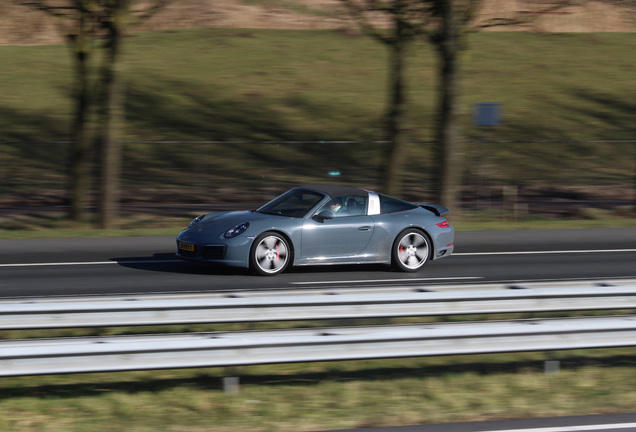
[474,102,501,126]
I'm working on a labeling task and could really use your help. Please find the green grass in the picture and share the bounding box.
[3,30,635,142]
[0,212,195,239]
[1,209,635,239]
[1,347,636,432]
[1,29,635,214]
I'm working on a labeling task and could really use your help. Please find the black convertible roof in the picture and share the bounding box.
[300,184,368,197]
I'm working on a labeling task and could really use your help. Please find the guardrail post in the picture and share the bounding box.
[223,367,240,394]
[223,376,240,394]
[545,360,560,374]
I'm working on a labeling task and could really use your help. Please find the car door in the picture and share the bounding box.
[300,214,376,262]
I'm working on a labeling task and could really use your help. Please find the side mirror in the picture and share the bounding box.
[313,210,334,222]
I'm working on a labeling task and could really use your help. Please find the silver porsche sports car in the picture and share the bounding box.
[176,185,454,275]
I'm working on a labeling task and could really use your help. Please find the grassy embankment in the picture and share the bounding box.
[1,29,635,237]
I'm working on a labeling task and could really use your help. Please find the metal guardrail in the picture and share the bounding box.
[2,281,636,377]
[2,315,636,377]
[1,282,636,329]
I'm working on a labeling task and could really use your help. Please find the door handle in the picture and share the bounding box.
[358,226,372,231]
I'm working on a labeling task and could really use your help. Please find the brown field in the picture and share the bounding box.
[1,0,634,46]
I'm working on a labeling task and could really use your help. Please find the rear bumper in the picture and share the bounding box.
[428,224,455,260]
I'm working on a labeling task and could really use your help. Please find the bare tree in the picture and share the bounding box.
[426,0,478,211]
[15,0,99,222]
[339,0,478,205]
[427,0,583,211]
[342,0,588,210]
[341,0,435,196]
[91,0,170,228]
[17,0,170,228]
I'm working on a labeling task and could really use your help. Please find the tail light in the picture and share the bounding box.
[436,220,450,228]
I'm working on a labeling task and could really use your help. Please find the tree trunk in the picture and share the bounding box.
[381,13,410,197]
[382,38,407,196]
[433,0,463,211]
[97,13,125,229]
[68,10,92,222]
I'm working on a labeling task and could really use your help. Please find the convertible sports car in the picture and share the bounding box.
[176,185,454,275]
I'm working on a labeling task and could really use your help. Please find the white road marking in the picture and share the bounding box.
[475,421,636,432]
[0,260,181,268]
[291,277,482,285]
[454,249,636,256]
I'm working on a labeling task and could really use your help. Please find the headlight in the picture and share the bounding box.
[187,215,205,229]
[224,222,249,238]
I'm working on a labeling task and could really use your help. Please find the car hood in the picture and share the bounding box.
[179,210,282,240]
[196,210,274,228]
[199,210,255,224]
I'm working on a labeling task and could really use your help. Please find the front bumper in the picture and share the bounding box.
[176,235,253,268]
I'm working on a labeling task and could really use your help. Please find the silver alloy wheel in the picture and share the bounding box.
[252,233,290,275]
[393,229,430,272]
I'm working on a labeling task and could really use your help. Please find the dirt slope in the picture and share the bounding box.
[0,0,633,46]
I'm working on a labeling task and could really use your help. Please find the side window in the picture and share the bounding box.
[317,196,346,217]
[379,194,417,214]
[343,195,367,216]
[317,195,367,218]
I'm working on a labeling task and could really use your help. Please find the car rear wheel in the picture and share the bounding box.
[250,232,291,276]
[392,229,430,272]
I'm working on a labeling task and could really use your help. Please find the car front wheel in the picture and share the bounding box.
[392,229,431,272]
[250,232,291,276]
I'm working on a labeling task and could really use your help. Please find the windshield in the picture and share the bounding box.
[257,189,325,218]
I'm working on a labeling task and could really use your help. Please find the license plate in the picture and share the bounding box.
[179,242,195,252]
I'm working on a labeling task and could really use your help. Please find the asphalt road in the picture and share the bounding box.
[1,228,635,298]
[313,412,636,432]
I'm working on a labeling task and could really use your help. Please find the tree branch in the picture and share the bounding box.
[340,0,393,44]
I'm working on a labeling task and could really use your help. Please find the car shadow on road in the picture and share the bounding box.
[287,263,394,275]
[112,253,250,276]
[112,253,396,277]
